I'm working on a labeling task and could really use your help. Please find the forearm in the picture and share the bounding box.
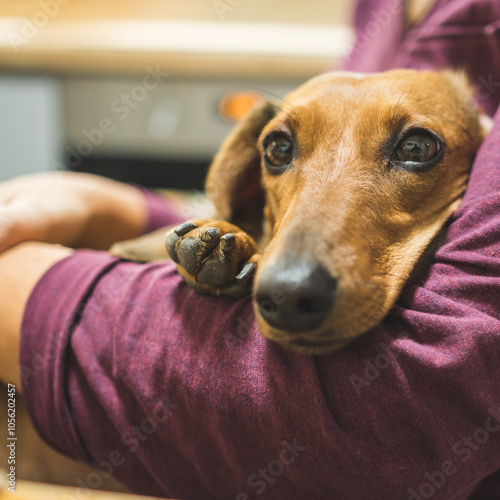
[0,242,72,388]
[0,172,150,253]
[0,172,169,386]
[57,173,149,250]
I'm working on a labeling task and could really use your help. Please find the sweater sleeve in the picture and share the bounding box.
[137,187,184,233]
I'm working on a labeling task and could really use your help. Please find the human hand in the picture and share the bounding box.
[0,172,148,253]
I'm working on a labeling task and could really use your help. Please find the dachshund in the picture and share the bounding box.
[111,69,488,354]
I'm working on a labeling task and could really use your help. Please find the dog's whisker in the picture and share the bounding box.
[390,67,420,124]
[243,86,296,120]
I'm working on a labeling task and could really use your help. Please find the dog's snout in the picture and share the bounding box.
[256,260,336,333]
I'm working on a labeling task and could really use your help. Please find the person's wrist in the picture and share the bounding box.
[74,174,149,250]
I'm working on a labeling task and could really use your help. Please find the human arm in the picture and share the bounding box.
[0,171,183,387]
[0,172,149,253]
[13,106,500,499]
[0,242,72,388]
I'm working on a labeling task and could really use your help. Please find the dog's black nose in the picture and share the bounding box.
[256,260,337,332]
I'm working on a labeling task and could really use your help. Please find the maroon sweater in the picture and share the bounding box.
[20,1,500,499]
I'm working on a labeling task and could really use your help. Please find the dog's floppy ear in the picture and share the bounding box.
[206,101,276,239]
[440,70,492,138]
[440,70,475,105]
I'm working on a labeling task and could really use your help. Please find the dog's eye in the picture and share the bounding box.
[263,133,294,173]
[395,133,441,164]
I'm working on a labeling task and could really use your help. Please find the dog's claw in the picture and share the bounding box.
[201,227,220,243]
[220,262,256,298]
[236,262,255,281]
[220,233,236,251]
[174,222,198,237]
[165,231,180,263]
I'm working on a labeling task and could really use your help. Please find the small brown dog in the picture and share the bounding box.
[112,69,487,354]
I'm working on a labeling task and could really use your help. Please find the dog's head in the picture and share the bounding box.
[207,69,487,353]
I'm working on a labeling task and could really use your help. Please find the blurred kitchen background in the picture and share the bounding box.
[0,0,353,188]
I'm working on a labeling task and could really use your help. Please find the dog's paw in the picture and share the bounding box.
[166,219,259,298]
